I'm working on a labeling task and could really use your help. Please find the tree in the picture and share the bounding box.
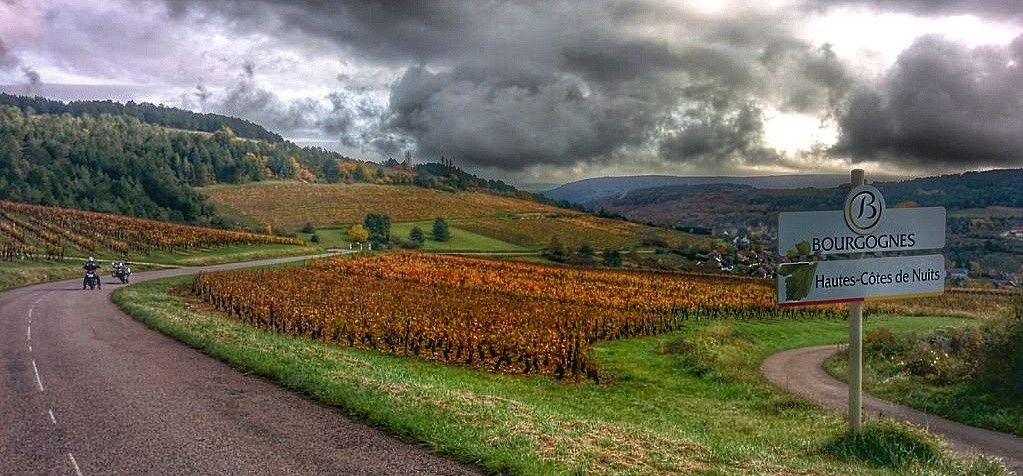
[301,222,315,234]
[364,213,391,244]
[409,225,425,244]
[602,248,622,267]
[578,243,594,256]
[432,217,450,242]
[347,223,369,243]
[545,236,566,258]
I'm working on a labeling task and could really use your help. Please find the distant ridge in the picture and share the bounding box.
[541,174,898,206]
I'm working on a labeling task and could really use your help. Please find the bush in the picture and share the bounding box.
[310,233,320,243]
[601,248,622,267]
[301,222,315,234]
[822,420,942,469]
[864,327,913,359]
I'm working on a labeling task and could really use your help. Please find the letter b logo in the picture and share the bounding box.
[845,184,885,234]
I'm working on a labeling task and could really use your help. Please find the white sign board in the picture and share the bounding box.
[778,207,946,256]
[777,254,945,306]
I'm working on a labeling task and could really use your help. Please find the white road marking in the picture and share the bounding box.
[28,308,33,322]
[28,344,32,352]
[31,360,44,392]
[68,453,83,476]
[48,409,57,424]
[27,324,31,341]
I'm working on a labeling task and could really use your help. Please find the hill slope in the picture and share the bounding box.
[202,182,560,228]
[542,173,866,206]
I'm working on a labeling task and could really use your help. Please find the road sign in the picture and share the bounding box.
[775,170,947,435]
[777,254,946,306]
[778,207,945,256]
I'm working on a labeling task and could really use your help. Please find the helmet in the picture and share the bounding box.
[88,257,95,261]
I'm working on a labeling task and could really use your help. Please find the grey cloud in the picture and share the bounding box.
[834,34,1023,168]
[0,38,18,70]
[149,0,852,171]
[808,1,1023,22]
[211,78,320,133]
[21,66,41,86]
[659,92,781,169]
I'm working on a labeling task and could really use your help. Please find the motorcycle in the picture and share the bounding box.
[84,270,101,290]
[116,265,131,284]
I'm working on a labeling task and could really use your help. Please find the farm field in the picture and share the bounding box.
[116,275,1007,475]
[192,253,834,378]
[0,200,306,263]
[201,182,561,228]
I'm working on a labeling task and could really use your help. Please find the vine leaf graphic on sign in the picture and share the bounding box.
[777,262,818,302]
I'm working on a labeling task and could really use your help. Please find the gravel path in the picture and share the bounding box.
[762,344,1023,473]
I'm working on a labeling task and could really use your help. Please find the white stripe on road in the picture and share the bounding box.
[27,324,30,341]
[28,308,33,322]
[31,360,44,392]
[68,453,83,476]
[28,344,32,352]
[48,409,57,424]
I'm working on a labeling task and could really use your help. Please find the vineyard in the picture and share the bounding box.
[0,201,303,260]
[202,182,560,228]
[192,253,835,379]
[458,214,707,249]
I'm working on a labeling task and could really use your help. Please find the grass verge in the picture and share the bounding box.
[138,243,321,266]
[113,278,1008,475]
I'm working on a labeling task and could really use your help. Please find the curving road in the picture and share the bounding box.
[762,345,1023,473]
[0,254,478,475]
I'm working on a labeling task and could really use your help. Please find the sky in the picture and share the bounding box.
[1,0,1022,185]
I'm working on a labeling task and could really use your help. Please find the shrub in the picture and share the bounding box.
[864,327,913,359]
[301,222,315,234]
[822,420,942,468]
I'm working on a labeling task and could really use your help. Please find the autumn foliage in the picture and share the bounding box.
[0,200,303,260]
[192,253,834,379]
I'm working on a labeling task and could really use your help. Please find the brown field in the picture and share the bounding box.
[201,182,563,228]
[458,214,707,249]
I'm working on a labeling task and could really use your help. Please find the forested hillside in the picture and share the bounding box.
[0,93,283,142]
[0,98,548,227]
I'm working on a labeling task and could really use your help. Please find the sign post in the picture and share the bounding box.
[848,169,864,435]
[776,169,946,435]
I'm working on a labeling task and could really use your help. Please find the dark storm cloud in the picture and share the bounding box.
[834,34,1023,168]
[150,0,856,170]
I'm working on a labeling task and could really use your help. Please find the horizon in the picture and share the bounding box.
[2,1,1022,184]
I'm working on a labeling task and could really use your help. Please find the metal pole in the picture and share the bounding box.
[849,168,864,434]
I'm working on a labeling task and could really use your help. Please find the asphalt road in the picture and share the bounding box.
[0,254,479,475]
[762,344,1023,474]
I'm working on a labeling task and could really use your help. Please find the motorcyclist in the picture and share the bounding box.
[118,262,132,284]
[83,257,101,290]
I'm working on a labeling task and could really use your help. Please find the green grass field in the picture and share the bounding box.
[299,223,530,253]
[113,277,1007,475]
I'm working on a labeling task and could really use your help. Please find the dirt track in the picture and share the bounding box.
[0,254,478,475]
[762,344,1023,473]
